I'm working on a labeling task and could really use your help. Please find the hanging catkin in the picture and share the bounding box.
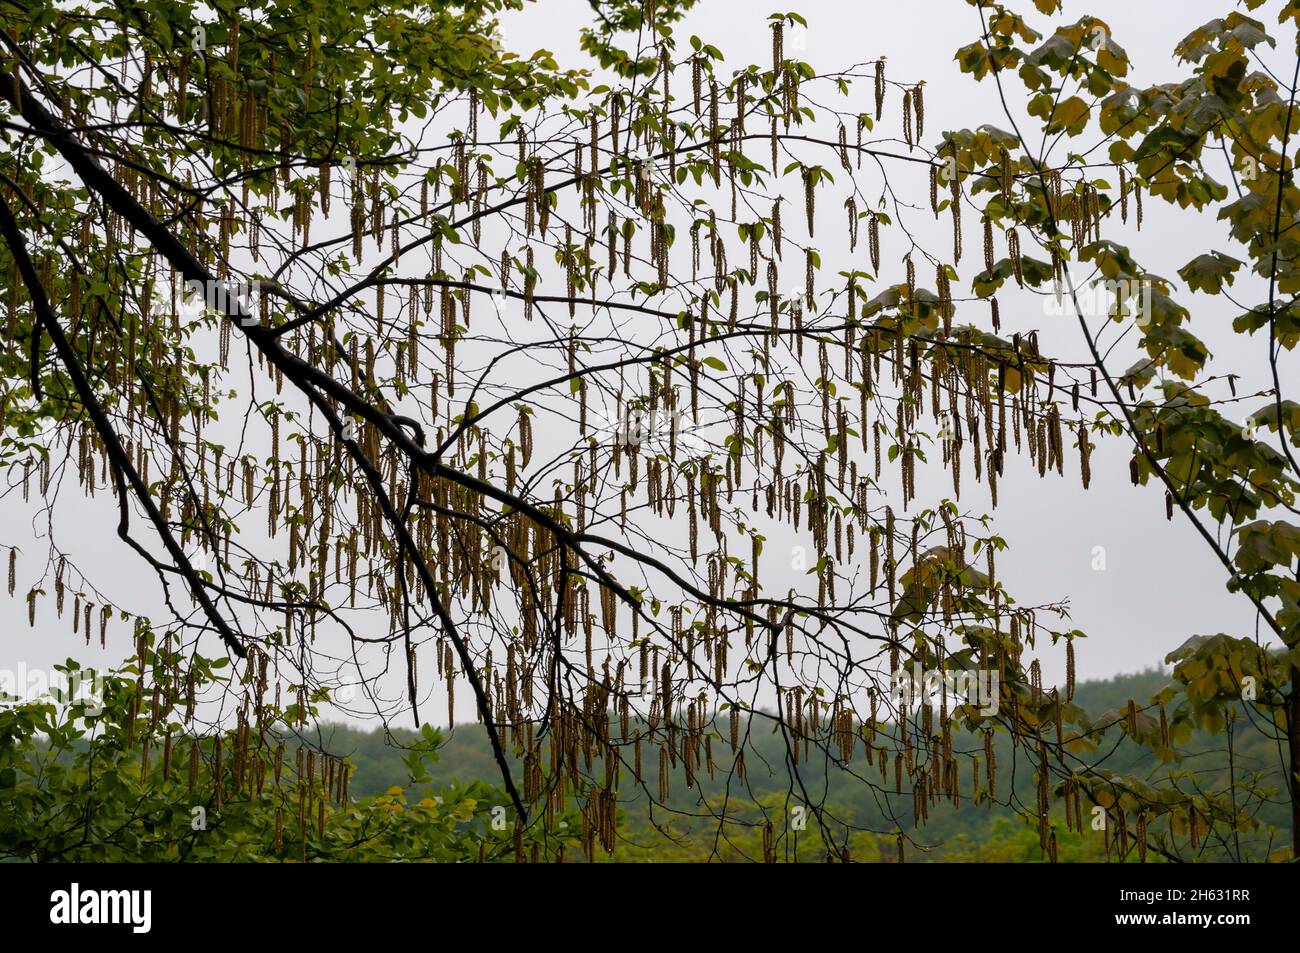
[903,89,914,150]
[803,167,815,236]
[950,169,962,263]
[874,60,885,120]
[936,263,952,336]
[1008,228,1023,287]
[519,408,533,467]
[905,255,916,316]
[805,248,815,309]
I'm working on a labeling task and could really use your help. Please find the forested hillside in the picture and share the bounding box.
[318,669,1292,861]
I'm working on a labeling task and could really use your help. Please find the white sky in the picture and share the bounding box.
[1,0,1285,720]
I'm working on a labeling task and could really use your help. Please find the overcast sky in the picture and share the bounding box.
[2,0,1284,718]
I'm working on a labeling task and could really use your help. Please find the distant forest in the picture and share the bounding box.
[316,669,1292,862]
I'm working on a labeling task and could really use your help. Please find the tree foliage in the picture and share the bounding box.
[0,649,555,861]
[1,0,1299,862]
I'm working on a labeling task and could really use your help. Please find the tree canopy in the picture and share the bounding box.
[1,0,1298,862]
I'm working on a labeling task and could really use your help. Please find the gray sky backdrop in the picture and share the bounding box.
[1,0,1284,720]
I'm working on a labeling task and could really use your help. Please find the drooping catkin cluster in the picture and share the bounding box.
[874,60,885,120]
[0,22,1145,865]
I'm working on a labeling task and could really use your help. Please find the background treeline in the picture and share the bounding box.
[319,669,1292,862]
